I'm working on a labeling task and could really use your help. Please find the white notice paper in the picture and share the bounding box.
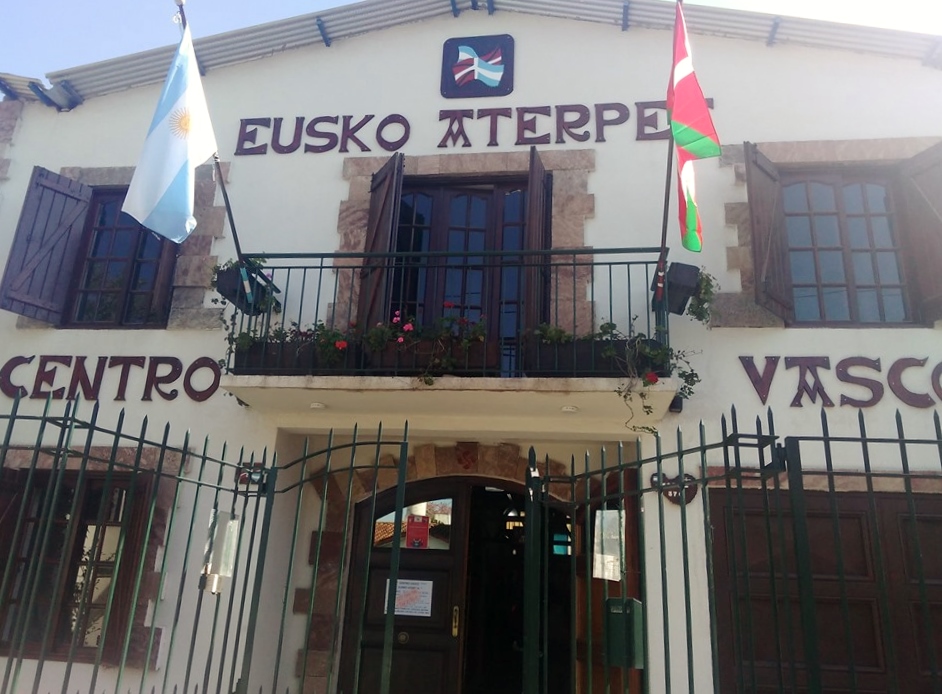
[593,509,625,581]
[384,579,434,617]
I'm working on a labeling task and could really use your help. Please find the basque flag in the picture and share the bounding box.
[667,1,721,252]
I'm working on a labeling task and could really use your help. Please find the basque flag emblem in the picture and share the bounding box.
[453,46,504,87]
[441,35,515,99]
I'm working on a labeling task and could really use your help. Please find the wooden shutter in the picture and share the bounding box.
[357,153,404,330]
[0,167,91,324]
[744,142,792,321]
[897,141,942,324]
[523,147,551,330]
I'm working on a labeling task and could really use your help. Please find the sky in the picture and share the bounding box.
[2,0,941,80]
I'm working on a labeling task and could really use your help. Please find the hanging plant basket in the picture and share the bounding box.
[214,266,282,316]
[654,262,700,315]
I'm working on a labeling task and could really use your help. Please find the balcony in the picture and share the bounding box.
[217,248,691,437]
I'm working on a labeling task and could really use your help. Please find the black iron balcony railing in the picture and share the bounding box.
[218,247,675,379]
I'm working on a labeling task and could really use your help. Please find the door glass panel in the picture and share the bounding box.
[872,217,893,248]
[814,215,840,246]
[374,498,453,550]
[793,287,820,321]
[818,251,845,283]
[866,183,887,213]
[857,288,880,322]
[882,288,906,322]
[809,182,836,211]
[786,216,812,247]
[853,252,875,285]
[823,287,850,321]
[504,189,524,222]
[876,252,901,284]
[470,197,487,229]
[783,183,808,213]
[843,184,864,214]
[847,218,869,249]
[789,251,816,283]
[450,196,469,227]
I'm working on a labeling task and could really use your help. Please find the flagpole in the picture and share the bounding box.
[173,0,264,311]
[654,0,683,322]
[174,0,248,266]
[654,132,674,309]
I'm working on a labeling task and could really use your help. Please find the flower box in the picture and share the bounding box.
[214,266,281,316]
[232,342,360,376]
[366,339,501,376]
[522,338,670,378]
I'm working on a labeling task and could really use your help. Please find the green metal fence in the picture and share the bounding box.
[1,397,940,694]
[520,408,942,694]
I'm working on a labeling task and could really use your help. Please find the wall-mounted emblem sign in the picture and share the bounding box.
[441,34,514,99]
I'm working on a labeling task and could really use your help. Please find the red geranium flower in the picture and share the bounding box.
[443,301,456,309]
[335,340,348,350]
[644,372,659,385]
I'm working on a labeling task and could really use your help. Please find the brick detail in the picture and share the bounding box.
[0,100,23,179]
[710,292,784,328]
[0,100,23,145]
[167,306,224,330]
[720,192,785,328]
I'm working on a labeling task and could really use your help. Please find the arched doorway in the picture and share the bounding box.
[338,476,573,694]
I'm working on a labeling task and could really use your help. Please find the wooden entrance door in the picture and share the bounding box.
[712,488,942,693]
[339,478,472,694]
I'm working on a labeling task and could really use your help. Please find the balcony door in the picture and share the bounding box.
[357,150,551,347]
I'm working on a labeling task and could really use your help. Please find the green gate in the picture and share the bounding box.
[2,397,940,694]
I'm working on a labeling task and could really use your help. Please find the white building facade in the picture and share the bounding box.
[1,1,941,692]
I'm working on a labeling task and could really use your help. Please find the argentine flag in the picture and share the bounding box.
[123,25,217,244]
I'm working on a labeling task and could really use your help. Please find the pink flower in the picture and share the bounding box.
[392,316,400,324]
[335,340,348,350]
[403,323,414,332]
[443,301,455,309]
[644,372,659,385]
[397,336,405,343]
[394,310,401,316]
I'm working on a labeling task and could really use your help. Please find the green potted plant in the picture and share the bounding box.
[685,269,718,325]
[364,304,499,382]
[212,258,282,316]
[231,321,358,375]
[615,336,700,432]
[523,321,655,378]
[231,322,313,375]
